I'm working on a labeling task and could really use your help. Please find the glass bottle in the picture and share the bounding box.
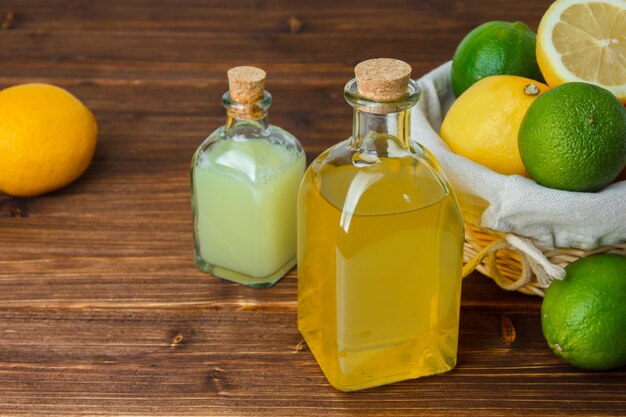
[191,66,305,288]
[297,58,464,391]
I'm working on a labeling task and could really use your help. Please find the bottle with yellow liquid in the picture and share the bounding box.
[191,66,305,287]
[297,58,464,391]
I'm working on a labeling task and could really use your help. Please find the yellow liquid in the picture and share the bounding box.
[192,139,305,287]
[297,141,464,391]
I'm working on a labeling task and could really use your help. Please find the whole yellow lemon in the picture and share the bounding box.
[0,83,97,197]
[440,75,549,176]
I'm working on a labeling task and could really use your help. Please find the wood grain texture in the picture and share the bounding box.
[0,308,624,417]
[0,0,624,415]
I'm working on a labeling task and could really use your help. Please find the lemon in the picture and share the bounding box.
[440,75,549,176]
[519,82,626,192]
[542,254,626,370]
[536,0,626,103]
[0,84,97,197]
[451,21,544,97]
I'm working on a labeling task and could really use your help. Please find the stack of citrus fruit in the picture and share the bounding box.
[441,0,626,371]
[442,0,626,192]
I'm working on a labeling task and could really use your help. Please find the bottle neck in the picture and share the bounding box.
[222,90,271,136]
[343,77,421,151]
[225,109,270,134]
[352,108,411,149]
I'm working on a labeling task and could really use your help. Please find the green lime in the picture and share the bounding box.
[519,82,626,192]
[541,254,626,370]
[451,21,544,97]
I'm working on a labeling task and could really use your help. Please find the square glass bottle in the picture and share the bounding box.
[191,67,305,288]
[297,59,465,390]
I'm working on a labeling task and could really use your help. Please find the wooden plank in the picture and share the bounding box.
[1,0,622,415]
[0,308,623,416]
[2,0,548,34]
[0,216,540,310]
[0,32,457,69]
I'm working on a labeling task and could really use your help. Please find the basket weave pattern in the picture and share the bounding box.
[462,220,626,297]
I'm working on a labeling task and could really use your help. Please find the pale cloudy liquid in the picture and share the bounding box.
[193,139,305,286]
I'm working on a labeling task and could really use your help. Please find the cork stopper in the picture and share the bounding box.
[354,58,412,101]
[227,66,266,103]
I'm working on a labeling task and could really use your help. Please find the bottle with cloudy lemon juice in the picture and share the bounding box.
[191,66,305,287]
[297,59,464,391]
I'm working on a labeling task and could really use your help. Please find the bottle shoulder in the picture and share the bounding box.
[195,123,303,155]
[266,124,304,153]
[191,126,305,185]
[304,137,459,216]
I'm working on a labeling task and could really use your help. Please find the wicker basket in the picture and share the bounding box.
[462,220,626,296]
[412,62,626,296]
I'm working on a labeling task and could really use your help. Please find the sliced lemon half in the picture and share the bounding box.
[537,0,626,103]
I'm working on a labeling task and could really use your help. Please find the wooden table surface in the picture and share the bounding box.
[1,1,625,415]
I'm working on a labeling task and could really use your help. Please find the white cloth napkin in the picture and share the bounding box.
[411,61,626,251]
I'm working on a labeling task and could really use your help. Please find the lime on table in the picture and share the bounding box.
[518,82,626,192]
[542,254,626,370]
[451,21,544,97]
